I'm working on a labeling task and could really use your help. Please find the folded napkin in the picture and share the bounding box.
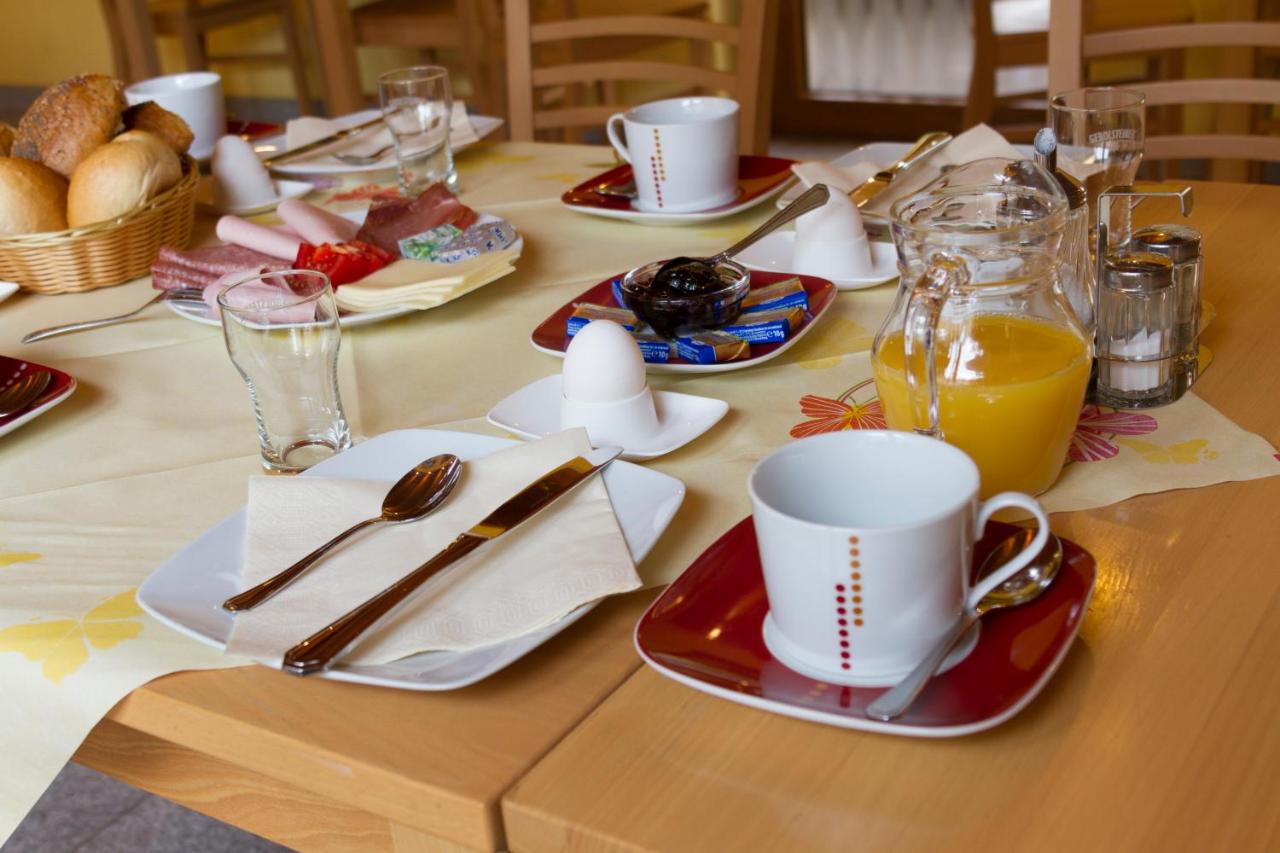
[284,102,479,167]
[225,429,641,666]
[792,124,1025,218]
[333,248,518,312]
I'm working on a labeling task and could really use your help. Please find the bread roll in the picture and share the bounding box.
[13,74,125,179]
[0,157,68,235]
[67,130,182,227]
[122,101,194,154]
[0,124,14,157]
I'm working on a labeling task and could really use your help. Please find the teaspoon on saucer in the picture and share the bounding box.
[865,528,1065,721]
[221,453,463,612]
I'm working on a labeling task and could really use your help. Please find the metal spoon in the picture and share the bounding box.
[0,370,52,418]
[651,183,831,288]
[221,453,463,612]
[865,528,1065,721]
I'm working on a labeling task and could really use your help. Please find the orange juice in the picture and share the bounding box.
[872,314,1090,497]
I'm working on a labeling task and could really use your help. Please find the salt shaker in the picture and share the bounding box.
[1131,224,1203,397]
[1095,252,1178,408]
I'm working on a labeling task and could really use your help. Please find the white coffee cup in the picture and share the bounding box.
[125,72,226,161]
[605,97,739,213]
[749,430,1049,685]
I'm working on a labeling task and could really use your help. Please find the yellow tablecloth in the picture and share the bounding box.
[1,141,1278,842]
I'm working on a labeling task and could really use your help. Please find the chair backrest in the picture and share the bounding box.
[504,0,779,153]
[965,1,1049,140]
[1048,0,1280,167]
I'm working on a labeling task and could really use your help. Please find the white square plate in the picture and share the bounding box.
[137,429,685,691]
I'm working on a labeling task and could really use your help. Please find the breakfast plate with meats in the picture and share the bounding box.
[154,183,523,328]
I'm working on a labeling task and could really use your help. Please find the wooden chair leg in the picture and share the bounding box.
[177,19,209,71]
[278,1,313,115]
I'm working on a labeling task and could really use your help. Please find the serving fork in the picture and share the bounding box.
[22,288,206,344]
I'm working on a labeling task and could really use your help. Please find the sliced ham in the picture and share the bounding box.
[355,183,477,256]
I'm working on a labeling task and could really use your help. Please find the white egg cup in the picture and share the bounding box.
[487,376,728,461]
[560,385,660,448]
[735,231,898,291]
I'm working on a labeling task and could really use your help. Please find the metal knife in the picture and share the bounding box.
[847,131,953,208]
[279,445,624,676]
[260,116,383,168]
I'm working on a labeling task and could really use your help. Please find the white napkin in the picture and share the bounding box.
[225,429,640,666]
[334,248,519,312]
[284,103,480,167]
[794,124,1026,218]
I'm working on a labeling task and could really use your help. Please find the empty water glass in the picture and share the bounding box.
[379,65,456,195]
[218,270,352,473]
[1050,87,1145,229]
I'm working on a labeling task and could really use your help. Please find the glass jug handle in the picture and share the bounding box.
[902,255,965,438]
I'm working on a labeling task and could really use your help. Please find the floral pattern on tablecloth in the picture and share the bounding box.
[0,590,143,684]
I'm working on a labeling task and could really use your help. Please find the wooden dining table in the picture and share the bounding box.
[4,143,1279,852]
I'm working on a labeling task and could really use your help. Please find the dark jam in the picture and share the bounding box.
[651,257,723,295]
[625,258,746,339]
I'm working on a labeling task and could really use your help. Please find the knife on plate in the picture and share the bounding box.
[847,131,953,208]
[261,116,383,168]
[280,445,624,676]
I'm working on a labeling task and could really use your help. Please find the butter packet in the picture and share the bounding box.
[676,330,751,364]
[398,224,463,260]
[722,305,804,343]
[633,332,672,363]
[611,277,627,308]
[566,303,638,336]
[431,220,517,264]
[742,277,808,314]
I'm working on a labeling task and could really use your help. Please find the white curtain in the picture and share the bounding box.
[803,0,1048,99]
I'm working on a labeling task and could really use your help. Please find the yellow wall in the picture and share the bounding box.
[0,0,116,84]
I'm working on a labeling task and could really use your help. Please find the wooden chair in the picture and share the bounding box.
[503,0,780,153]
[98,0,313,114]
[310,0,505,117]
[1048,0,1280,180]
[965,1,1049,143]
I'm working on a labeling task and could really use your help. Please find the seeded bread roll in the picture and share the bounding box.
[66,130,182,227]
[122,101,194,154]
[0,157,69,235]
[13,74,125,179]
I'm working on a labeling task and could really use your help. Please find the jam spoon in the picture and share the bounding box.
[222,453,462,612]
[865,528,1065,721]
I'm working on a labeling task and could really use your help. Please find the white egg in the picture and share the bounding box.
[212,135,277,209]
[794,189,875,278]
[562,320,648,404]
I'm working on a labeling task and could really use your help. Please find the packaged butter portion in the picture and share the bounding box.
[398,224,462,260]
[676,330,750,365]
[566,303,638,336]
[633,332,672,364]
[722,304,804,343]
[431,220,517,264]
[741,277,808,314]
[611,277,627,308]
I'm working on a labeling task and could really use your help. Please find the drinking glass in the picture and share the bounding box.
[379,65,456,195]
[218,270,352,473]
[1050,86,1146,226]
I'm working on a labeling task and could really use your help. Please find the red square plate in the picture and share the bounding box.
[0,356,76,439]
[635,517,1095,737]
[561,155,797,226]
[530,270,837,374]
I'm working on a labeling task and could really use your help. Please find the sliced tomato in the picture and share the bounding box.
[293,240,395,286]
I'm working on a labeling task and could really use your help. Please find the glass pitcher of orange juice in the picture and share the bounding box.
[871,186,1090,498]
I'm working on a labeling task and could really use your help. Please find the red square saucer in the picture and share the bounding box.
[635,517,1096,737]
[530,270,837,375]
[0,356,76,439]
[561,155,796,225]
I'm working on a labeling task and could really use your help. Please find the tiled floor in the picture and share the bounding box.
[3,763,288,853]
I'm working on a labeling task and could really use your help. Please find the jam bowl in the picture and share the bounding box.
[620,258,751,339]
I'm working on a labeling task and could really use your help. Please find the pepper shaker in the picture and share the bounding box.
[1131,224,1203,397]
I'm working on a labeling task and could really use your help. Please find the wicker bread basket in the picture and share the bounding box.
[0,155,199,295]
